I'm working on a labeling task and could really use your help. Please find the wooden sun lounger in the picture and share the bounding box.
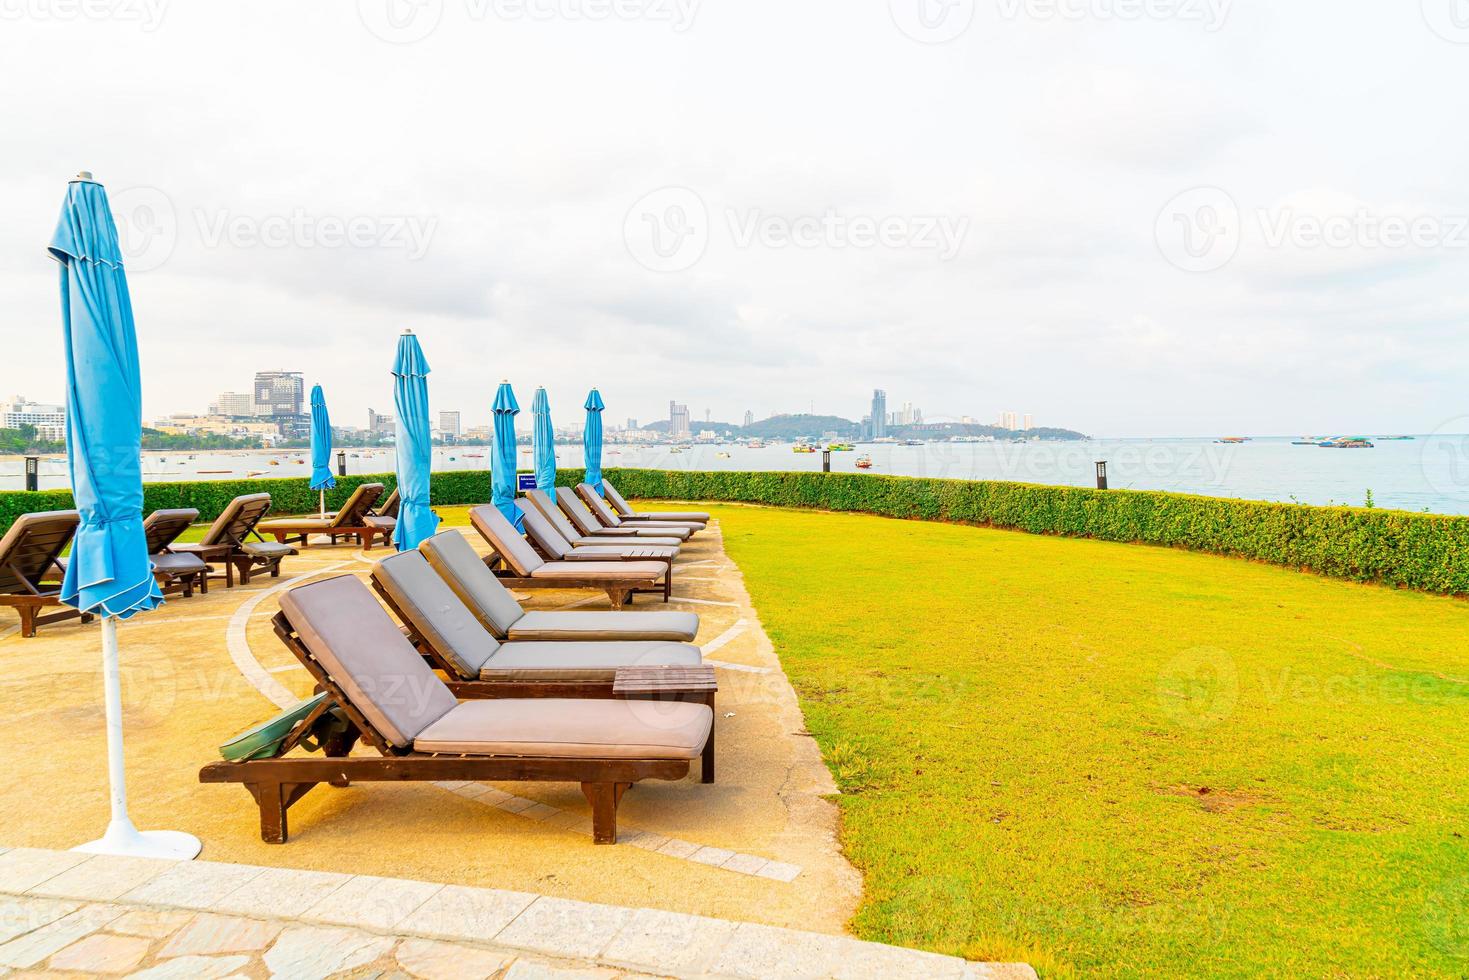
[167,493,297,586]
[518,500,679,595]
[369,549,715,781]
[557,491,690,542]
[469,505,668,608]
[260,482,388,550]
[576,484,705,536]
[419,531,700,643]
[141,508,208,597]
[522,489,683,549]
[0,510,92,638]
[601,479,711,524]
[199,574,711,843]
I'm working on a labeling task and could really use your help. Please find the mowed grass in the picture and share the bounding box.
[710,503,1469,976]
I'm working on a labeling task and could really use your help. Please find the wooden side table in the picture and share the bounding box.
[613,665,717,784]
[168,542,235,589]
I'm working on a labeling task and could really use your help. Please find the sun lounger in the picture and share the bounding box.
[199,573,712,843]
[420,531,699,642]
[0,510,93,638]
[168,493,297,586]
[141,508,208,597]
[574,484,704,536]
[469,505,669,607]
[522,489,683,548]
[520,500,680,567]
[575,484,702,537]
[259,482,388,550]
[558,491,690,542]
[601,479,711,524]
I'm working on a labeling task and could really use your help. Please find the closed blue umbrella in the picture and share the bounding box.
[392,330,439,551]
[51,172,199,860]
[531,387,556,505]
[308,384,335,517]
[491,380,522,529]
[583,388,605,494]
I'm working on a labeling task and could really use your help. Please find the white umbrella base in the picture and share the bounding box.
[74,822,201,861]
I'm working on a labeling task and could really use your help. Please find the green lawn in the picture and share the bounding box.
[712,503,1469,977]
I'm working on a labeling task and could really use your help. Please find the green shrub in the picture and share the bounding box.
[601,469,1469,595]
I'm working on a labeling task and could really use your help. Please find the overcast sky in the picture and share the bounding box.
[1,0,1466,437]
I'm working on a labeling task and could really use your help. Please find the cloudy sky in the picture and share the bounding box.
[1,0,1466,437]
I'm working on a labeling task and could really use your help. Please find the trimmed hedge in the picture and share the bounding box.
[3,467,1464,594]
[600,468,1469,595]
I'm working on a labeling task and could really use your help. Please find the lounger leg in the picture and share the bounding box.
[253,782,289,843]
[17,604,36,639]
[581,782,630,844]
[664,568,672,602]
[702,693,715,784]
[606,588,629,611]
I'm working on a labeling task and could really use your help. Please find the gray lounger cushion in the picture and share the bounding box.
[373,549,501,679]
[602,481,710,522]
[507,610,699,643]
[529,560,667,581]
[150,552,207,576]
[413,698,711,759]
[558,493,690,541]
[484,640,701,682]
[420,530,526,637]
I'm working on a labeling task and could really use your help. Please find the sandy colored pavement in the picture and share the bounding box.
[0,509,861,934]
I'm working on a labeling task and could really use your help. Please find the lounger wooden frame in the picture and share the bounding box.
[575,483,704,535]
[168,494,296,587]
[0,511,93,638]
[198,611,691,844]
[369,577,715,783]
[469,508,666,609]
[262,483,389,550]
[517,502,676,600]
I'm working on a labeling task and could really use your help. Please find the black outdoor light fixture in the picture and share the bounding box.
[24,456,38,492]
[337,451,347,477]
[822,449,832,473]
[1095,460,1108,490]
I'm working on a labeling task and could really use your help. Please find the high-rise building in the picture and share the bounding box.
[253,371,304,417]
[743,410,754,428]
[1,396,66,441]
[438,411,461,439]
[1022,413,1034,431]
[212,391,254,417]
[626,418,639,431]
[368,408,395,435]
[669,401,691,438]
[999,411,1020,431]
[870,390,887,439]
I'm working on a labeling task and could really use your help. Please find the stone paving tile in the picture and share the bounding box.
[753,860,802,883]
[0,896,80,946]
[688,846,736,868]
[494,896,633,961]
[501,961,620,979]
[394,936,513,979]
[395,884,536,941]
[120,861,264,911]
[156,911,282,958]
[704,921,852,980]
[211,866,351,917]
[125,952,251,978]
[653,839,699,860]
[107,908,195,939]
[600,907,740,976]
[300,873,443,932]
[46,932,151,973]
[720,853,770,876]
[30,856,174,902]
[260,924,395,980]
[0,902,124,969]
[0,849,90,895]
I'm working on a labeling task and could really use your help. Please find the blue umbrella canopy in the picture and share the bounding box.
[391,330,439,551]
[308,384,335,492]
[491,381,522,529]
[49,177,162,619]
[583,388,605,494]
[531,387,556,504]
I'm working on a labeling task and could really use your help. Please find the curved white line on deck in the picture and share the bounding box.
[702,618,748,655]
[226,563,349,709]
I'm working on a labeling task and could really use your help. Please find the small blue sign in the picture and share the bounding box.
[516,474,538,492]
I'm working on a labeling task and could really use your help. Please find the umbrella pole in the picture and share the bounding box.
[74,616,201,860]
[320,489,325,519]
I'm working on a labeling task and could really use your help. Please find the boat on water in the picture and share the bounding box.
[855,455,873,469]
[1378,435,1414,441]
[902,439,924,446]
[1216,436,1250,444]
[827,443,855,452]
[792,444,816,454]
[747,440,765,449]
[716,451,731,459]
[1320,437,1374,448]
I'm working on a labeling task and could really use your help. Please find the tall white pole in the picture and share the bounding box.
[74,616,201,859]
[320,489,326,518]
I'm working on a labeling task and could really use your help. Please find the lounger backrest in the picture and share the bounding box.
[518,502,575,560]
[524,489,583,543]
[557,492,605,537]
[142,508,199,555]
[371,550,500,680]
[277,574,456,749]
[468,506,545,577]
[601,480,635,517]
[419,531,526,638]
[0,510,79,593]
[576,485,623,527]
[330,483,385,529]
[198,494,272,548]
[377,488,400,519]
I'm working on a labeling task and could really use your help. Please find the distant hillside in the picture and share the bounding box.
[889,422,1087,441]
[641,416,1086,441]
